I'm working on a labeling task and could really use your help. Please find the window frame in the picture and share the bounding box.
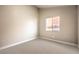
[45,16,60,32]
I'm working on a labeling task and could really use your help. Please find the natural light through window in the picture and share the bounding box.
[46,16,60,32]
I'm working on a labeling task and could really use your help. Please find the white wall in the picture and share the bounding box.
[39,6,77,44]
[0,5,38,48]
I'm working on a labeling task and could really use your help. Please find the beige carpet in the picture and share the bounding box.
[0,39,79,54]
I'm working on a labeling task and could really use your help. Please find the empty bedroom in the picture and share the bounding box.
[0,5,79,54]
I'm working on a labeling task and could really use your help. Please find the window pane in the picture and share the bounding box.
[46,17,53,31]
[45,16,60,32]
[52,16,60,31]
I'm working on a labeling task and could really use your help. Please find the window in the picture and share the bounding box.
[46,16,60,32]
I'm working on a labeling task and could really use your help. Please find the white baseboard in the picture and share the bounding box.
[0,37,37,51]
[39,36,77,47]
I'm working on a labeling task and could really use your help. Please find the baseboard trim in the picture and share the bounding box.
[0,37,37,51]
[39,36,77,47]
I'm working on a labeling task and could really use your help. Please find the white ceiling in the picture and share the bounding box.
[35,5,64,8]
